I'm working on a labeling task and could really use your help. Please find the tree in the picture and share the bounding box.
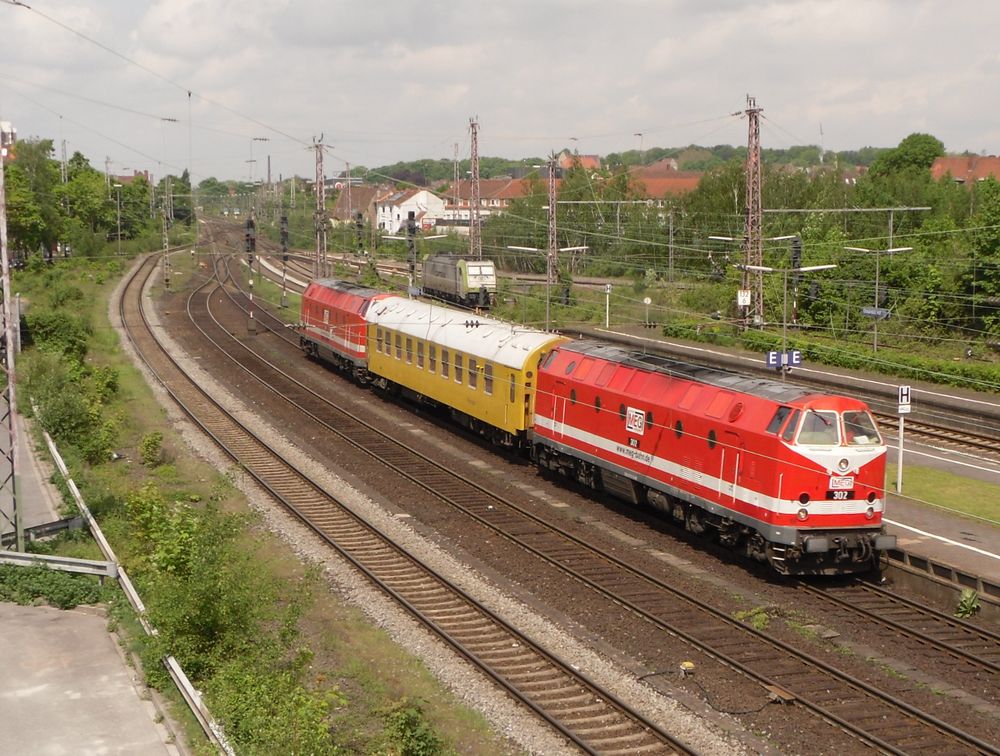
[4,139,62,254]
[868,133,944,177]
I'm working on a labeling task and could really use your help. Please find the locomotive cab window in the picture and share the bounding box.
[766,406,793,434]
[781,410,801,443]
[797,410,839,445]
[843,411,882,445]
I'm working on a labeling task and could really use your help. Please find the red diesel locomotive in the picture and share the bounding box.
[299,279,390,383]
[531,340,895,574]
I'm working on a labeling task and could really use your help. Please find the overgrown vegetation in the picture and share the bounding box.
[0,564,103,609]
[7,253,475,754]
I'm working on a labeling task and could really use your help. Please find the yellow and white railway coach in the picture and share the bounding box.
[365,296,569,446]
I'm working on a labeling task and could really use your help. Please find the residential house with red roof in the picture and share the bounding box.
[931,155,1000,185]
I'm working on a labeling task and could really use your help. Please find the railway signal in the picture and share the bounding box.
[896,385,912,493]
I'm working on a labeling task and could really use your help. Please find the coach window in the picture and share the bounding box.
[766,406,792,434]
[417,341,425,369]
[429,345,437,372]
[455,353,464,384]
[376,328,383,354]
[509,374,516,402]
[406,338,413,364]
[781,410,801,443]
[442,349,450,379]
[323,309,329,325]
[484,363,493,395]
[469,358,478,389]
[395,333,402,360]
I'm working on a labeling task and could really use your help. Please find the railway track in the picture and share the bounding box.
[196,250,999,755]
[800,579,1000,702]
[124,251,693,754]
[872,412,1000,460]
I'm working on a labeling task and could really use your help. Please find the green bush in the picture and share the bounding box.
[384,700,444,756]
[208,655,341,755]
[0,564,102,609]
[22,310,91,363]
[140,431,163,468]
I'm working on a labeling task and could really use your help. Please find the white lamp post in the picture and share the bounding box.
[113,183,123,256]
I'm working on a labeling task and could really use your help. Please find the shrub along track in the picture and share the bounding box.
[187,240,1000,756]
[122,260,695,754]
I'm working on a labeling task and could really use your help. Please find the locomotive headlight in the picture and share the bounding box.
[837,458,850,472]
[865,507,875,520]
[797,508,809,521]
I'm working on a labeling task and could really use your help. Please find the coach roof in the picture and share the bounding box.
[366,296,564,369]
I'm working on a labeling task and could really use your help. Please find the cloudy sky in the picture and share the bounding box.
[2,1,998,185]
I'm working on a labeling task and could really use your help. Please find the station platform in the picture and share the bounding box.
[0,413,179,755]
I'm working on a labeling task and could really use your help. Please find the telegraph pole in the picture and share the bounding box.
[742,95,764,327]
[469,118,482,260]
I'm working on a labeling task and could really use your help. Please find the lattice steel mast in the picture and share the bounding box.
[743,95,764,326]
[313,136,327,278]
[469,118,482,260]
[0,139,22,551]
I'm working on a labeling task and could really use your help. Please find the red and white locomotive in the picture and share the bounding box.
[299,279,390,384]
[531,340,895,574]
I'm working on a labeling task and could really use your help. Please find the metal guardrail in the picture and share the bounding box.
[0,550,118,578]
[0,515,84,547]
